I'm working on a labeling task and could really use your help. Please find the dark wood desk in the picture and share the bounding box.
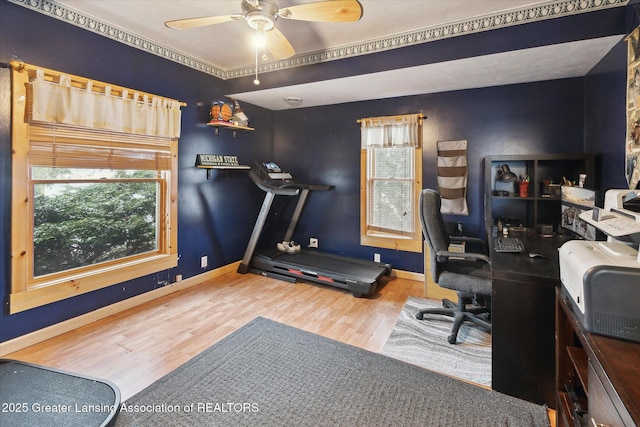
[556,289,640,426]
[490,229,573,408]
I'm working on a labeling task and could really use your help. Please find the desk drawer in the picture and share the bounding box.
[588,362,626,427]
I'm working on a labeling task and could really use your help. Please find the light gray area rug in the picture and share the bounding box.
[381,296,492,386]
[115,317,548,427]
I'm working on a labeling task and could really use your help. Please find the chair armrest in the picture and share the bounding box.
[451,235,485,246]
[450,235,488,255]
[436,250,491,265]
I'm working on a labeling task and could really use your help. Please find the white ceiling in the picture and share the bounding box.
[31,0,628,109]
[228,36,623,110]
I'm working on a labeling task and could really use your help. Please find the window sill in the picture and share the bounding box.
[361,234,422,253]
[10,253,178,314]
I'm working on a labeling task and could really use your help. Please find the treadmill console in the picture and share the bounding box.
[258,162,293,181]
[251,161,334,195]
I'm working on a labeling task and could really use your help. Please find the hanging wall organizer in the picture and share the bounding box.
[437,140,469,215]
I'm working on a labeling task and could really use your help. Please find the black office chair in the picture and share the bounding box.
[416,189,492,344]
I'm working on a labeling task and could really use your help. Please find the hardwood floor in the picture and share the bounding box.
[5,272,424,401]
[4,271,556,425]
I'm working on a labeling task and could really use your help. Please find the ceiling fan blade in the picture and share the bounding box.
[265,27,295,60]
[279,0,363,22]
[165,14,240,30]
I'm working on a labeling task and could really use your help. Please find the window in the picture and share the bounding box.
[9,62,182,313]
[360,114,423,252]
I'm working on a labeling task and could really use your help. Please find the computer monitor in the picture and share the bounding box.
[560,186,597,240]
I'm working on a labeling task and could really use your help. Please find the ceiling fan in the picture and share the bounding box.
[165,0,364,62]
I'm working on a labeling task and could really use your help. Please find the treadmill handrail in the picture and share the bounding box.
[249,167,334,195]
[249,169,300,196]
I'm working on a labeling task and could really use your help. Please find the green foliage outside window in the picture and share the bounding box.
[33,169,158,277]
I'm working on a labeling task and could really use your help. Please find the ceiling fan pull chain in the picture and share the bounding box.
[254,44,260,85]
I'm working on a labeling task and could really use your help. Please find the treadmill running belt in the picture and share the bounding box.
[251,248,391,296]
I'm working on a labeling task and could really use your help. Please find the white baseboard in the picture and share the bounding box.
[0,262,240,356]
[391,269,424,282]
[0,262,422,356]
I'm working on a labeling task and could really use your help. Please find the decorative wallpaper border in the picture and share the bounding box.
[9,0,630,80]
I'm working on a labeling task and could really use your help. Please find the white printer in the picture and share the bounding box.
[559,240,640,342]
[559,189,640,343]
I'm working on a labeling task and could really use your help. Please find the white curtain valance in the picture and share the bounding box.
[31,69,182,138]
[360,114,422,148]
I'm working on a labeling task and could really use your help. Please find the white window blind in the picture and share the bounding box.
[368,146,415,235]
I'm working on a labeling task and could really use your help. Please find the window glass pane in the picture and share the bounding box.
[373,147,413,179]
[371,180,413,232]
[33,180,159,277]
[368,146,415,234]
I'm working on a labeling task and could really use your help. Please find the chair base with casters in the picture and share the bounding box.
[415,292,491,344]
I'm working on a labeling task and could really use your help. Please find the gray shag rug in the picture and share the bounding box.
[115,317,548,426]
[381,296,492,386]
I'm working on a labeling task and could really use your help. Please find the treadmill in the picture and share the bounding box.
[237,162,391,297]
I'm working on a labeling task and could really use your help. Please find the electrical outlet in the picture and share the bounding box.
[201,256,208,268]
[309,237,318,248]
[374,253,381,263]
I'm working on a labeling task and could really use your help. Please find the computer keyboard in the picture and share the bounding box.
[494,237,525,253]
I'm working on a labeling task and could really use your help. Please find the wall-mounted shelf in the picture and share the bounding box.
[207,120,254,137]
[197,164,250,180]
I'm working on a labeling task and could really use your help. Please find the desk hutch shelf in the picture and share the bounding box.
[484,153,595,233]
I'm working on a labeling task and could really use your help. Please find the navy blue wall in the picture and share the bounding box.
[0,0,632,342]
[0,1,273,341]
[271,79,586,272]
[585,40,629,195]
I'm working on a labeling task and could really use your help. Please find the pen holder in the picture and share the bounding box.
[519,181,529,197]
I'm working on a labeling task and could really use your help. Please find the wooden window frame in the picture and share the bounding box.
[9,63,179,314]
[360,122,422,253]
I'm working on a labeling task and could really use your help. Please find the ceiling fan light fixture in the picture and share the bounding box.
[246,13,275,32]
[253,27,267,48]
[243,0,278,32]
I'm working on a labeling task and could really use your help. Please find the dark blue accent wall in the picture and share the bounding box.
[585,41,629,195]
[271,79,586,272]
[0,1,273,341]
[0,0,633,343]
